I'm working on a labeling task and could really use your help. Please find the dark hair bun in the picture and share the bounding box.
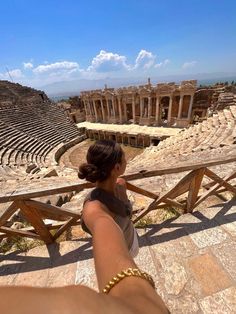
[78,163,108,183]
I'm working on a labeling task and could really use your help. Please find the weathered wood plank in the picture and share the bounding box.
[161,169,197,200]
[0,226,40,239]
[52,217,79,240]
[133,199,160,223]
[0,182,93,204]
[0,202,18,226]
[186,168,205,213]
[165,198,185,210]
[0,221,81,240]
[126,182,159,199]
[123,156,236,182]
[203,171,236,189]
[24,200,80,220]
[0,157,236,204]
[205,168,236,195]
[132,169,205,223]
[193,171,236,209]
[18,201,54,244]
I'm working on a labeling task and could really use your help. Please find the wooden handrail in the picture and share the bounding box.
[0,161,236,243]
[0,156,236,203]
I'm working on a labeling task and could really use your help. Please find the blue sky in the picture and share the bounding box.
[0,0,236,87]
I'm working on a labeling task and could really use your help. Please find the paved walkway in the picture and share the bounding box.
[0,200,236,313]
[77,121,181,137]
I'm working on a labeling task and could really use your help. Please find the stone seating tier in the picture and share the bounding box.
[127,106,236,174]
[0,95,82,172]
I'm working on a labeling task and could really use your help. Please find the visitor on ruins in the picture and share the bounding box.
[0,189,168,313]
[78,139,139,257]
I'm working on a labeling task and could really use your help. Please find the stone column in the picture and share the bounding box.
[112,97,115,117]
[89,101,93,116]
[83,100,88,119]
[148,96,151,119]
[118,97,122,123]
[155,96,160,125]
[93,99,98,122]
[140,97,143,118]
[106,98,110,120]
[167,95,173,123]
[178,94,184,119]
[187,94,194,119]
[100,98,105,122]
[124,101,128,122]
[132,95,136,123]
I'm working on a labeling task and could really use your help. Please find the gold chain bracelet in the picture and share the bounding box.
[102,267,155,294]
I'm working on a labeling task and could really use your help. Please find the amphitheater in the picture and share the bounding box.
[0,80,236,313]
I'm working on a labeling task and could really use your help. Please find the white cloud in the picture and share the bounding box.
[134,49,156,69]
[133,50,170,70]
[182,61,197,69]
[0,69,24,80]
[23,62,34,69]
[87,50,130,72]
[33,61,79,74]
[155,59,170,68]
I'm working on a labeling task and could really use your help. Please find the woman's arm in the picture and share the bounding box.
[83,200,169,314]
[0,200,168,314]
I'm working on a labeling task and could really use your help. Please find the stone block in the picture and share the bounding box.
[13,246,50,287]
[188,225,228,248]
[211,242,236,281]
[75,257,97,291]
[0,254,26,285]
[199,287,235,313]
[221,286,236,312]
[166,294,199,314]
[47,241,80,287]
[150,234,198,268]
[221,221,236,237]
[161,261,188,295]
[188,253,232,296]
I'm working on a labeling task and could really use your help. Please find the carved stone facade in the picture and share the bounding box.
[80,80,197,128]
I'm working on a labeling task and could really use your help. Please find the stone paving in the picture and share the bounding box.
[77,121,181,137]
[0,200,236,313]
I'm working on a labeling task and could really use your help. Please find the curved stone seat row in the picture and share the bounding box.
[128,106,236,171]
[0,100,82,173]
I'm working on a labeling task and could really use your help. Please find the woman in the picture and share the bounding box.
[0,140,169,313]
[78,139,139,257]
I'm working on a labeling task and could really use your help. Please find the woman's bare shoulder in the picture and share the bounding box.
[83,200,114,232]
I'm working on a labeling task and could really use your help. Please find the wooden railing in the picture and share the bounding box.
[0,157,236,244]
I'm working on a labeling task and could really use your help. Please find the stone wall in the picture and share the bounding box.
[80,80,197,128]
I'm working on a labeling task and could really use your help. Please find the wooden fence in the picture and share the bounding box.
[0,157,236,244]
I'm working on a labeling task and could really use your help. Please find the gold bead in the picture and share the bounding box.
[102,268,155,294]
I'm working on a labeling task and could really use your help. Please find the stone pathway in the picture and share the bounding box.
[77,121,181,137]
[0,200,236,313]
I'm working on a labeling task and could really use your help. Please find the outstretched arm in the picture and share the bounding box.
[0,200,168,314]
[83,200,168,313]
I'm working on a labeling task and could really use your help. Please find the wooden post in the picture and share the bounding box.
[186,168,205,212]
[18,200,54,244]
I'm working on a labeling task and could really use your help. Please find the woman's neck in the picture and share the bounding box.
[96,177,117,194]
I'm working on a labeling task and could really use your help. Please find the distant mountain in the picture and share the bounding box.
[38,72,236,97]
[40,77,147,97]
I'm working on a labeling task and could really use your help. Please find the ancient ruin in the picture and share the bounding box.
[0,80,236,313]
[80,79,197,128]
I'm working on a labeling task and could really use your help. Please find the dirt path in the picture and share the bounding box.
[60,139,144,168]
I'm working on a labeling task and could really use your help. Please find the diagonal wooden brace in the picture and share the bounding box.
[18,200,54,244]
